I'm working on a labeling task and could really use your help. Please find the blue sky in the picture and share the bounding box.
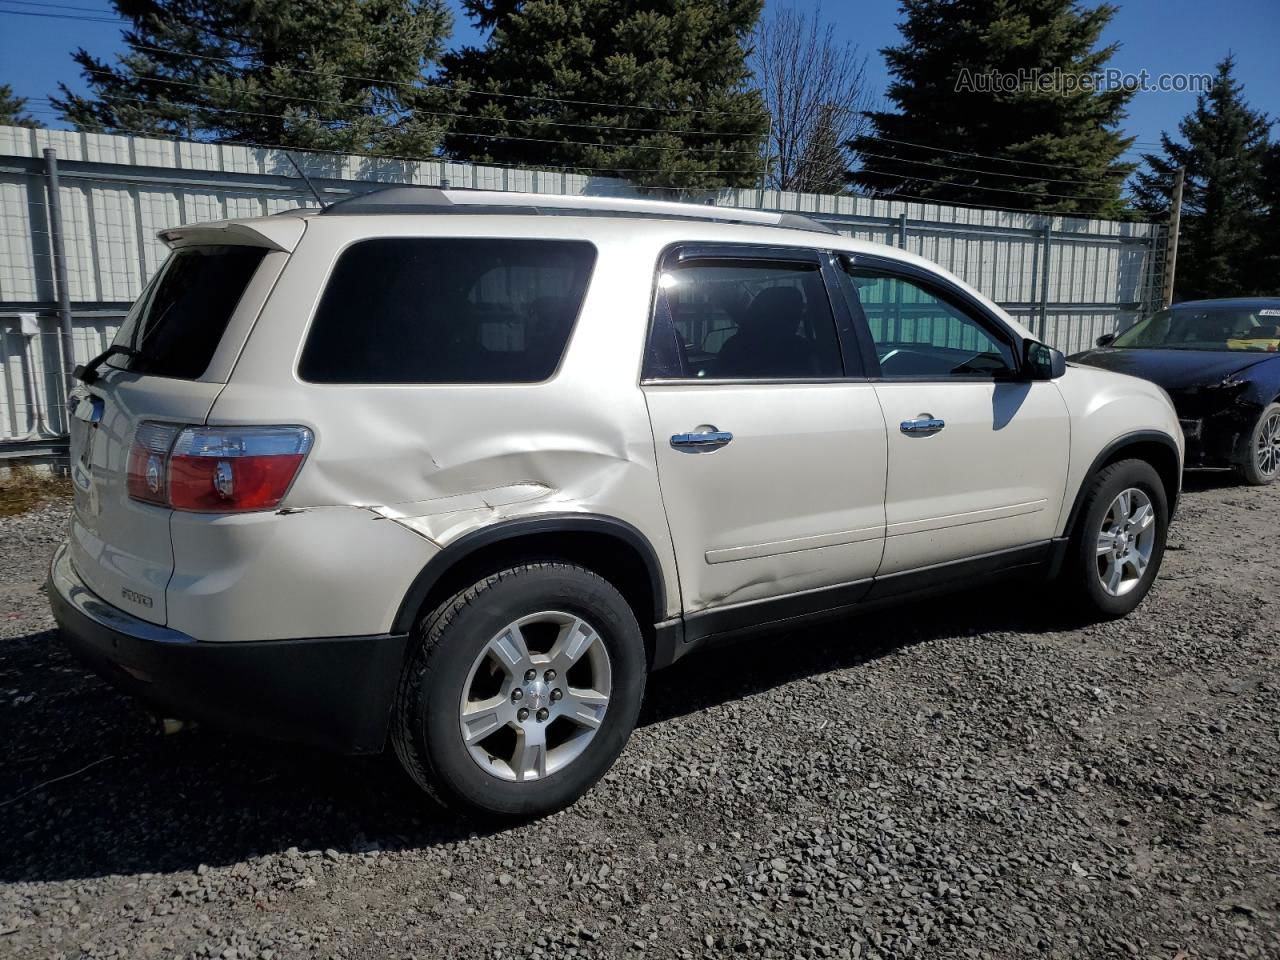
[2,0,1276,162]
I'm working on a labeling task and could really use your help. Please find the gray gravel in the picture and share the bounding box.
[2,476,1278,959]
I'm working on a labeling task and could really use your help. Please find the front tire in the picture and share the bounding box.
[1238,402,1280,486]
[392,563,646,818]
[1065,459,1168,619]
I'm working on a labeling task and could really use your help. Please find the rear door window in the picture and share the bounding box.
[299,238,596,383]
[644,259,843,380]
[113,244,269,380]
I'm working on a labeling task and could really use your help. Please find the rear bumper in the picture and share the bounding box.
[48,544,407,754]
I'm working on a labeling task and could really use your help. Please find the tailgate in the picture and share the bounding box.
[69,379,224,623]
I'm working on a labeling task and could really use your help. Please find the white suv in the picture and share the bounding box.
[49,188,1183,816]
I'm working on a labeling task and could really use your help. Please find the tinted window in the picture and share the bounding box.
[113,245,267,380]
[839,263,1016,378]
[644,260,842,380]
[300,238,596,383]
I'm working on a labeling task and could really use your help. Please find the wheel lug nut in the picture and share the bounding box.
[536,708,549,722]
[550,688,563,702]
[544,669,556,682]
[517,707,530,722]
[524,669,537,682]
[511,688,523,702]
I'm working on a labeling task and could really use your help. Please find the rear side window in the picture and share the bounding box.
[299,238,596,384]
[644,260,843,380]
[113,244,268,380]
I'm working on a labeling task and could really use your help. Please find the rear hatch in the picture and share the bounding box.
[67,219,301,624]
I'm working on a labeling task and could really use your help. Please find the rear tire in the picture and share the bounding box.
[1064,459,1168,619]
[1238,402,1280,486]
[392,563,645,818]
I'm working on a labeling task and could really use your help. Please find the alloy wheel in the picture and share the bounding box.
[458,611,612,782]
[1257,410,1280,478]
[1095,487,1157,597]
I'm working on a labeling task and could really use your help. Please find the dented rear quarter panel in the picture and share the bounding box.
[208,215,683,621]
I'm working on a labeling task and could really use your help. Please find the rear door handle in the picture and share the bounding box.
[671,429,733,450]
[900,416,945,435]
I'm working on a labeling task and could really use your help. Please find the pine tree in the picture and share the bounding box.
[848,0,1135,216]
[1250,143,1280,295]
[1133,56,1272,298]
[50,0,455,157]
[0,84,38,128]
[439,0,769,190]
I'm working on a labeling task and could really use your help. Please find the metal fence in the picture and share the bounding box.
[0,124,1167,448]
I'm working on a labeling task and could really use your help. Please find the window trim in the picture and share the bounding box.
[295,235,598,387]
[639,241,858,385]
[835,253,1028,382]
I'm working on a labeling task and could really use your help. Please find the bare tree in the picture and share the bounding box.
[751,3,874,194]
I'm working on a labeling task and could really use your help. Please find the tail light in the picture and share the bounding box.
[127,423,313,512]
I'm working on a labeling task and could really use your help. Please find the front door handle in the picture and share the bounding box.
[671,428,733,450]
[900,415,945,435]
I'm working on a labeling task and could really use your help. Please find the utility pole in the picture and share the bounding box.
[43,148,76,404]
[1161,166,1185,309]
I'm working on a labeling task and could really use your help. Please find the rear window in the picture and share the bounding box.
[113,244,268,380]
[299,238,597,384]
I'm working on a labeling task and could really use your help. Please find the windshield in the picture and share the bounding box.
[1112,305,1280,352]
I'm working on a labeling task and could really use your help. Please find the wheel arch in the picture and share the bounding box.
[1061,430,1182,538]
[392,514,669,658]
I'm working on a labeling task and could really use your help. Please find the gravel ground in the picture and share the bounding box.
[1,476,1278,960]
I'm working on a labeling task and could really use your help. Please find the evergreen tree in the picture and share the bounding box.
[1133,56,1272,297]
[440,0,768,190]
[1250,143,1280,295]
[0,84,38,128]
[50,0,455,157]
[848,0,1135,216]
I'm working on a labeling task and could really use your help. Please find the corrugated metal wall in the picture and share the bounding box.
[0,125,1165,445]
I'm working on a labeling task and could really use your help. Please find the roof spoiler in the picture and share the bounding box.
[158,216,307,252]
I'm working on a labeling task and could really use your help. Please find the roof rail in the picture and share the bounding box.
[319,186,837,235]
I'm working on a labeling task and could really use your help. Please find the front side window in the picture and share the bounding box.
[644,260,843,380]
[299,238,596,383]
[838,262,1016,378]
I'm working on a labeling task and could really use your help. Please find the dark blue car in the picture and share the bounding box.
[1071,298,1280,485]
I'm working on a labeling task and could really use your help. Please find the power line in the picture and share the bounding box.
[18,105,752,181]
[849,165,1125,204]
[2,7,1165,189]
[55,77,767,158]
[120,40,770,126]
[1,0,123,12]
[2,7,1163,176]
[55,73,768,156]
[852,148,1130,188]
[853,133,1147,174]
[0,3,120,24]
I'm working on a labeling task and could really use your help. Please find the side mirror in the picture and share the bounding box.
[1095,333,1116,348]
[1024,339,1066,380]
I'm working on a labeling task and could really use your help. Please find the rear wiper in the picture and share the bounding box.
[73,344,142,385]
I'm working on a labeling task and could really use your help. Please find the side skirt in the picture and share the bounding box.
[651,540,1067,670]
